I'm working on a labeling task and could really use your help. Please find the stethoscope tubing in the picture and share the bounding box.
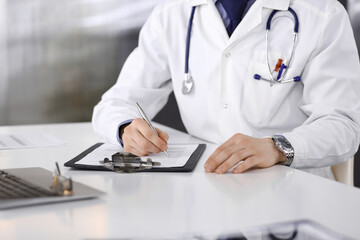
[183,6,301,94]
[185,6,196,75]
[266,8,299,33]
[182,6,197,94]
[263,7,300,84]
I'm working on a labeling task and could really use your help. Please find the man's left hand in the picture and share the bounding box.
[204,133,286,174]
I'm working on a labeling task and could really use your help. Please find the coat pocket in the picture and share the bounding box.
[241,58,303,128]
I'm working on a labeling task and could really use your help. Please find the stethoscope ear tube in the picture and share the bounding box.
[288,7,299,33]
[266,7,299,33]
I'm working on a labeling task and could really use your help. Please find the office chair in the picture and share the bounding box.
[347,0,360,187]
[331,157,354,186]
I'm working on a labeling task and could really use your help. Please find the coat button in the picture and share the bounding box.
[224,52,231,58]
[223,103,229,109]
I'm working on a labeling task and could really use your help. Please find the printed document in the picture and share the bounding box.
[0,133,66,150]
[76,143,199,168]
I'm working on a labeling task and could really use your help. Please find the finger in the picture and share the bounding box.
[156,128,169,142]
[124,143,148,156]
[126,145,148,157]
[123,119,166,154]
[205,144,244,173]
[233,156,259,174]
[124,125,160,154]
[131,129,162,154]
[221,133,245,148]
[205,133,246,168]
[122,121,154,155]
[215,149,252,174]
[212,133,246,156]
[137,122,167,151]
[205,142,236,170]
[123,137,151,156]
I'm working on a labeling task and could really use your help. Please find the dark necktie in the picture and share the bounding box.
[220,0,250,36]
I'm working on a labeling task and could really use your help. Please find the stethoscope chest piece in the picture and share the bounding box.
[182,73,194,94]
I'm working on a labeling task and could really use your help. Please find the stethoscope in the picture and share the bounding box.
[182,6,301,95]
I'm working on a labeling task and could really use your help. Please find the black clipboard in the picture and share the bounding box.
[64,143,206,172]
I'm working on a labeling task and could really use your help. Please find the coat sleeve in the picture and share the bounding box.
[92,6,172,145]
[282,3,360,168]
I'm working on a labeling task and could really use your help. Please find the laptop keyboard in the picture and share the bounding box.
[0,171,58,199]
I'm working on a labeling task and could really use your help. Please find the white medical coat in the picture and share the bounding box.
[93,0,360,178]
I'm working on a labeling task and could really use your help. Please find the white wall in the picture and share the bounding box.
[0,0,7,124]
[0,0,164,125]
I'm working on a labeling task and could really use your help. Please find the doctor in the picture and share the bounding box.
[93,0,360,178]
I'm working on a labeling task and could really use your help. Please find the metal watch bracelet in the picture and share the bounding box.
[271,135,294,167]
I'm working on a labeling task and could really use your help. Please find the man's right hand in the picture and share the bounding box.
[121,118,169,156]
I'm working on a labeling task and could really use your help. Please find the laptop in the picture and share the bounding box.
[0,167,104,210]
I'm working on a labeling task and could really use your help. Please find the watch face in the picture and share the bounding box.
[278,138,293,152]
[273,135,293,154]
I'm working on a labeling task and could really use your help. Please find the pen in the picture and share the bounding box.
[136,102,169,157]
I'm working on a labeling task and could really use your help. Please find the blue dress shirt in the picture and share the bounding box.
[213,0,256,29]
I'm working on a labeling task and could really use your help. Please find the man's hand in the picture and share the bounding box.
[204,133,286,174]
[122,118,169,156]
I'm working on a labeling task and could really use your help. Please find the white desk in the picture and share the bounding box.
[0,123,360,239]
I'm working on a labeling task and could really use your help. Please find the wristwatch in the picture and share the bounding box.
[272,135,294,167]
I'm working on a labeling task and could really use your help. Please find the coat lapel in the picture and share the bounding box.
[193,0,230,44]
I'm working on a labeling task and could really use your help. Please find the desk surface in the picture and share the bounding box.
[0,122,359,239]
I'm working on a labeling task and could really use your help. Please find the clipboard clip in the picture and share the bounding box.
[99,152,161,173]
